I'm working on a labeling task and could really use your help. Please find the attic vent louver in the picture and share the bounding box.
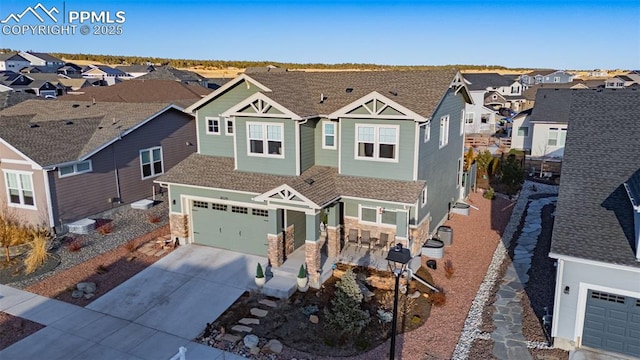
[65,120,73,125]
[346,88,353,93]
[72,104,80,108]
[28,123,39,128]
[304,178,315,185]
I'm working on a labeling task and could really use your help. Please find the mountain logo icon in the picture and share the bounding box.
[1,3,59,24]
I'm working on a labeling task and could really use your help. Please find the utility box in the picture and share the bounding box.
[437,226,453,246]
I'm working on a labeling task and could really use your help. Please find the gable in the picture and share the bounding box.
[329,91,428,121]
[221,92,300,119]
[185,74,271,113]
[254,184,320,210]
[346,98,406,117]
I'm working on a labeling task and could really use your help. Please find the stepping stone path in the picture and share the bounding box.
[258,299,278,308]
[231,325,252,333]
[491,196,556,360]
[239,318,260,325]
[250,308,268,317]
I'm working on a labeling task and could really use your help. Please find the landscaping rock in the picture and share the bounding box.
[409,290,421,299]
[221,334,241,343]
[77,282,96,293]
[83,293,94,300]
[357,281,375,301]
[71,290,84,298]
[264,339,283,354]
[243,334,259,348]
[250,346,260,356]
[250,308,268,317]
[232,325,252,333]
[309,315,319,324]
[239,318,260,325]
[258,299,278,308]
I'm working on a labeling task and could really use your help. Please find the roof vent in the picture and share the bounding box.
[28,123,39,128]
[345,88,353,93]
[72,104,80,108]
[389,90,398,96]
[319,93,327,103]
[304,178,315,185]
[65,120,73,125]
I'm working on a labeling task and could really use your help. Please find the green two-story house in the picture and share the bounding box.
[156,70,471,288]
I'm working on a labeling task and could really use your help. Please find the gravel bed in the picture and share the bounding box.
[8,195,169,289]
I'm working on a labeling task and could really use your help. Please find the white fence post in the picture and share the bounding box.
[169,346,187,360]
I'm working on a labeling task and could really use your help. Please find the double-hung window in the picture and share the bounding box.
[4,171,35,208]
[225,117,234,135]
[421,186,428,207]
[355,124,398,161]
[206,117,220,135]
[439,115,450,148]
[247,122,284,157]
[359,205,397,226]
[140,146,164,179]
[58,160,92,178]
[547,127,567,147]
[323,122,336,149]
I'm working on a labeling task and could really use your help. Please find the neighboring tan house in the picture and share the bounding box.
[520,70,574,87]
[0,100,196,230]
[155,70,472,289]
[82,65,129,80]
[17,52,65,69]
[462,73,524,134]
[525,88,573,159]
[57,79,211,109]
[549,89,640,358]
[604,74,640,88]
[0,53,31,72]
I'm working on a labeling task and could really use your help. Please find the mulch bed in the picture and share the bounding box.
[0,312,44,351]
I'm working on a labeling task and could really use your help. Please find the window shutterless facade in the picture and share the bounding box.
[58,160,92,178]
[140,146,164,179]
[4,170,35,208]
[355,124,399,162]
[322,121,336,149]
[439,115,450,148]
[548,127,567,147]
[359,205,396,226]
[247,122,284,158]
[225,118,234,135]
[206,117,220,135]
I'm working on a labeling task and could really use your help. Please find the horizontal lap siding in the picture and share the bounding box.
[0,141,29,161]
[0,162,49,226]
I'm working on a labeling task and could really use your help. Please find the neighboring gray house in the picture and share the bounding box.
[0,53,31,72]
[549,89,640,358]
[0,100,195,230]
[520,88,573,159]
[520,70,574,87]
[157,69,472,290]
[18,52,65,69]
[137,66,208,88]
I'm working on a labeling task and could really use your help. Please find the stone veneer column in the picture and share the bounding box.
[305,240,322,288]
[326,225,342,257]
[410,219,430,255]
[267,233,284,267]
[284,225,294,257]
[169,213,188,245]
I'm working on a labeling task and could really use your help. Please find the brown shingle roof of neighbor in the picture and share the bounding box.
[56,79,211,108]
[158,154,425,205]
[0,91,39,110]
[550,89,640,267]
[245,69,459,118]
[0,100,176,166]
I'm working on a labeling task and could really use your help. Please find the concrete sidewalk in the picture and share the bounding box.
[0,245,267,360]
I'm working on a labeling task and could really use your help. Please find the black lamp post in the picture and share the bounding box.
[385,243,412,360]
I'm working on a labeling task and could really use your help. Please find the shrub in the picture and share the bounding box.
[376,309,393,324]
[67,237,83,252]
[95,264,109,274]
[124,240,137,253]
[148,214,162,224]
[256,263,264,278]
[297,264,307,279]
[501,154,525,195]
[23,230,49,274]
[97,222,114,235]
[301,304,319,316]
[324,269,370,336]
[483,187,495,200]
[444,259,455,279]
[430,292,446,307]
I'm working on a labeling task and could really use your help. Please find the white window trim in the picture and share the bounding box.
[354,123,400,163]
[358,205,396,227]
[460,110,465,135]
[3,169,36,210]
[58,160,93,178]
[457,156,463,189]
[439,115,450,149]
[246,122,285,159]
[421,186,428,208]
[465,112,474,124]
[424,123,431,143]
[205,116,221,135]
[322,121,337,150]
[547,127,567,147]
[140,146,164,180]
[225,117,234,136]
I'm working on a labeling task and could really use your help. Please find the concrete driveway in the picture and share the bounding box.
[1,245,267,360]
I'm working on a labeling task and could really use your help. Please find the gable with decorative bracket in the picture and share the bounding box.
[254,184,319,209]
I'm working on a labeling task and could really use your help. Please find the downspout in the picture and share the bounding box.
[112,135,122,203]
[42,169,56,229]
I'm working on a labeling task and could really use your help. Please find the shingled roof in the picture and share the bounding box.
[529,88,575,123]
[198,69,460,119]
[57,79,211,108]
[137,66,205,82]
[158,154,425,206]
[550,88,640,268]
[0,91,38,110]
[462,73,515,91]
[0,100,176,166]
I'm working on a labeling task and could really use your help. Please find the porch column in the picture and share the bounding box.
[325,203,342,257]
[305,212,322,288]
[267,209,284,267]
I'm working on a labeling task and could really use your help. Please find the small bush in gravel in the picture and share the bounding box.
[96,223,114,235]
[24,230,50,274]
[444,259,455,279]
[95,264,109,274]
[67,237,83,252]
[483,187,496,200]
[124,240,137,253]
[148,214,162,224]
[430,292,446,307]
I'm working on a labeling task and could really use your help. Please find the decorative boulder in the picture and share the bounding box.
[243,334,259,349]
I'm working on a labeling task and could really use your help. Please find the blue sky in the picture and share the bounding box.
[1,0,638,69]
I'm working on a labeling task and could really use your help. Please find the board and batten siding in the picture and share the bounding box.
[417,88,465,231]
[197,80,260,157]
[339,117,415,181]
[300,120,315,173]
[553,260,640,347]
[234,116,297,176]
[50,109,196,225]
[314,118,338,167]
